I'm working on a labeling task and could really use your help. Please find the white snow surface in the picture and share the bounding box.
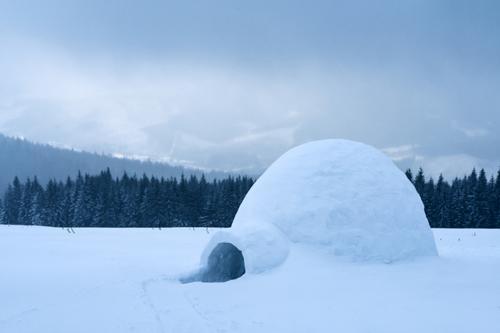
[204,139,436,272]
[1,226,499,333]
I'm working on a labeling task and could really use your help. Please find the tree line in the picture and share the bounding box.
[406,168,500,228]
[0,169,253,228]
[0,168,499,229]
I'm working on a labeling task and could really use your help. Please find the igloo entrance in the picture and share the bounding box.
[181,242,246,283]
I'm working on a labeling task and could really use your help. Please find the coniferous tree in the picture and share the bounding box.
[414,168,425,198]
[405,169,413,183]
[423,177,435,224]
[495,170,500,226]
[434,174,449,228]
[0,198,4,224]
[30,192,43,226]
[19,178,33,225]
[475,169,489,228]
[463,170,478,228]
[450,178,465,228]
[60,178,74,229]
[4,177,22,225]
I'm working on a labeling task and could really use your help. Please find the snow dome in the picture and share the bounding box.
[195,139,437,281]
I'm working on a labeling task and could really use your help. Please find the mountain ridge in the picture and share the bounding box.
[0,133,231,193]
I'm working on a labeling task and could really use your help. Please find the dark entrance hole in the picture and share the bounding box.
[181,243,246,283]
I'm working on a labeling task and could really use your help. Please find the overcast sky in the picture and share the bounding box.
[0,0,499,177]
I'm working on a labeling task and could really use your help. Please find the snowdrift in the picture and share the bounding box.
[198,139,437,280]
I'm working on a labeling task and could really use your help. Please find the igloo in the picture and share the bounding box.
[194,139,437,282]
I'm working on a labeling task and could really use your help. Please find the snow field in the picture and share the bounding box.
[1,226,499,333]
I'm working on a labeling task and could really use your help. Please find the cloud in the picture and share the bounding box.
[419,154,499,179]
[382,145,420,162]
[452,121,490,138]
[0,39,324,171]
[383,147,499,180]
[0,25,499,176]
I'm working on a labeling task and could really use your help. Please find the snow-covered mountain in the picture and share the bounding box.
[0,134,229,192]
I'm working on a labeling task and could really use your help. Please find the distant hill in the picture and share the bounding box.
[0,134,229,193]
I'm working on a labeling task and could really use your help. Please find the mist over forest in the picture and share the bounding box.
[0,133,229,193]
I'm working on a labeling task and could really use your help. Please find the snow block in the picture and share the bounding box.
[201,139,437,276]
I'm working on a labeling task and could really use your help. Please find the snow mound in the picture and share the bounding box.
[200,139,437,276]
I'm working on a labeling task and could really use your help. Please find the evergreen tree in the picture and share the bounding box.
[413,168,425,198]
[423,177,435,224]
[30,192,43,226]
[495,170,500,226]
[4,177,22,225]
[475,169,489,228]
[140,177,162,229]
[449,178,464,228]
[0,198,4,224]
[463,169,478,228]
[18,178,32,224]
[433,174,449,228]
[60,178,74,229]
[405,169,413,183]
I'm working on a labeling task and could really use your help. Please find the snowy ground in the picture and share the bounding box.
[1,226,499,333]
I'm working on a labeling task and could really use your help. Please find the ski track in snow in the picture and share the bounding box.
[141,277,166,333]
[141,276,224,333]
[0,308,38,328]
